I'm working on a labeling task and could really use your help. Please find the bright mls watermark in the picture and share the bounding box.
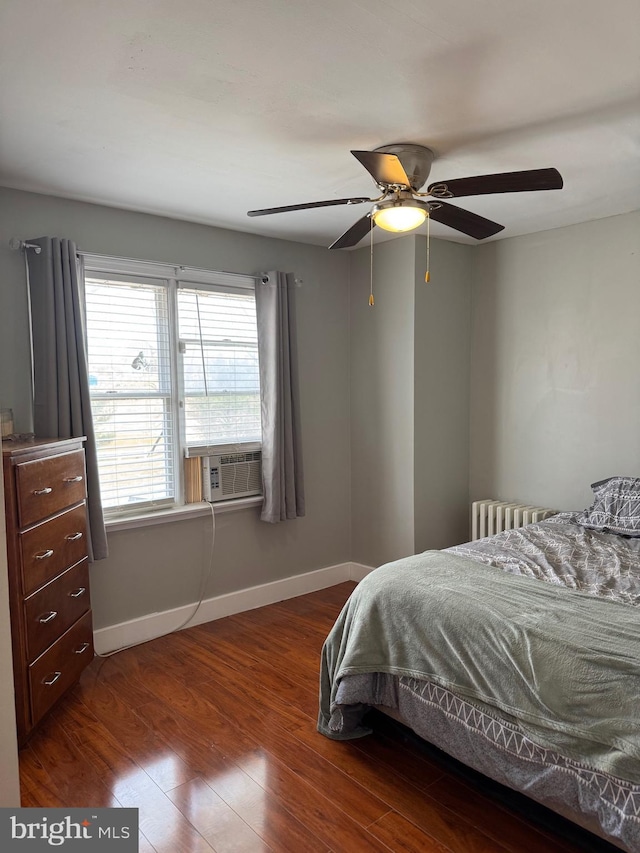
[0,808,138,851]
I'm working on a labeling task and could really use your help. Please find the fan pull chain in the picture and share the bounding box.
[369,215,375,306]
[425,212,431,283]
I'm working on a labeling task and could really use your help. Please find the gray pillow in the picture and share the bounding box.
[576,476,640,537]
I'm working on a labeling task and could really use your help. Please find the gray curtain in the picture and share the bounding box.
[255,271,305,523]
[28,237,108,561]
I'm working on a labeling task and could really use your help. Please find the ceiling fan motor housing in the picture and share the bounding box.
[373,143,435,190]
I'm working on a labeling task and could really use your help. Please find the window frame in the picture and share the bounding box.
[81,254,262,517]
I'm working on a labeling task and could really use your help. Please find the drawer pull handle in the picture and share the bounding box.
[69,587,86,598]
[42,671,62,686]
[33,487,53,495]
[64,475,83,483]
[38,611,58,624]
[35,549,54,560]
[74,642,90,655]
[66,532,84,541]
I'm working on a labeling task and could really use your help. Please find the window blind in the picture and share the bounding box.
[85,276,175,510]
[177,285,262,450]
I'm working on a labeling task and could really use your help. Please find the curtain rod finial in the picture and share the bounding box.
[9,237,41,254]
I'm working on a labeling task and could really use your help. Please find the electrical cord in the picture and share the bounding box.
[94,501,217,658]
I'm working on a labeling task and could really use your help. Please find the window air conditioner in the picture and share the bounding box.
[202,451,263,502]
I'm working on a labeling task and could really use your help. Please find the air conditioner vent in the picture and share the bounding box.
[219,451,262,465]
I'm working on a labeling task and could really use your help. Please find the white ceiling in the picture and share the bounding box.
[1,0,639,248]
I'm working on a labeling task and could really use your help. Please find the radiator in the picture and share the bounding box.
[471,499,557,541]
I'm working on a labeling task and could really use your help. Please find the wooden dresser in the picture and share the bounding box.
[2,437,94,744]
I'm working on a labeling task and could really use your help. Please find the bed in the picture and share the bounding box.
[318,478,640,852]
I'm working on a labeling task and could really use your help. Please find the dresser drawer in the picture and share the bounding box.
[23,560,91,663]
[29,611,93,726]
[20,503,88,596]
[16,450,86,527]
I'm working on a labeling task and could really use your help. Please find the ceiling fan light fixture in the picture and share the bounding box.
[372,200,428,232]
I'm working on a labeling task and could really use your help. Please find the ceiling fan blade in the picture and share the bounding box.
[351,150,412,187]
[428,168,563,198]
[429,202,504,240]
[247,196,370,217]
[329,215,375,250]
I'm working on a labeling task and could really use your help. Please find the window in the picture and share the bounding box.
[82,255,261,514]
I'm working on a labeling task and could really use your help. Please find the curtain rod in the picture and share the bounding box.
[75,249,270,284]
[10,242,302,285]
[9,241,268,282]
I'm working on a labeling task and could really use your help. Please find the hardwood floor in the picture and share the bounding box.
[19,582,614,852]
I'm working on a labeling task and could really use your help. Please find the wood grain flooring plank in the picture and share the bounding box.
[52,693,158,799]
[133,672,386,853]
[289,722,513,853]
[132,675,260,763]
[19,744,70,808]
[71,749,212,853]
[132,697,249,781]
[26,716,122,807]
[361,716,593,853]
[133,700,328,851]
[183,627,320,718]
[239,602,335,643]
[345,727,560,853]
[408,767,568,853]
[229,607,327,657]
[82,652,160,708]
[236,749,394,853]
[209,611,325,673]
[62,676,198,790]
[171,644,317,726]
[203,765,330,853]
[165,634,316,728]
[167,777,272,853]
[137,833,157,853]
[115,777,217,853]
[194,675,391,829]
[283,581,355,610]
[367,810,453,853]
[269,584,354,617]
[186,622,319,689]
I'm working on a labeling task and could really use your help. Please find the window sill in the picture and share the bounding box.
[104,496,263,532]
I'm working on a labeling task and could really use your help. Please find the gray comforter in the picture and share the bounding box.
[318,549,640,783]
[448,511,640,606]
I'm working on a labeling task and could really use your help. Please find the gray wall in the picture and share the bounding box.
[349,234,472,566]
[0,187,352,628]
[414,237,472,552]
[470,211,640,512]
[350,237,417,567]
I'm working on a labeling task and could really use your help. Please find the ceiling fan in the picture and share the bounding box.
[247,144,563,249]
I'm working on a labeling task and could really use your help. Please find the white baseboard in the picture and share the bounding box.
[349,563,374,582]
[93,560,375,655]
